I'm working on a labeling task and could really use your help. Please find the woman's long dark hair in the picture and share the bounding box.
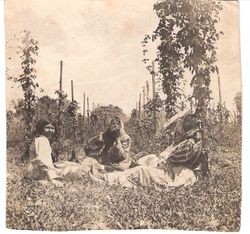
[35,119,51,136]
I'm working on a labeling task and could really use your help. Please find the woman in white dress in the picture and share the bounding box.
[25,119,83,186]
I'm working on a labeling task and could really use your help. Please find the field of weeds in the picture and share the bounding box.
[6,147,241,231]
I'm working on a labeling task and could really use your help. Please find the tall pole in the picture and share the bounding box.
[152,61,157,134]
[152,61,156,100]
[139,93,141,118]
[71,80,74,102]
[58,60,63,114]
[146,81,149,102]
[58,60,63,140]
[59,61,63,91]
[70,80,76,140]
[87,97,90,132]
[217,75,223,133]
[218,75,222,105]
[142,86,146,106]
[83,92,85,126]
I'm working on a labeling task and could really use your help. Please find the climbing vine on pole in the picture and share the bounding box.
[15,31,39,160]
[142,0,223,118]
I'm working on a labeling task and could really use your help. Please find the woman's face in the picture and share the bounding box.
[42,124,55,139]
[110,118,121,132]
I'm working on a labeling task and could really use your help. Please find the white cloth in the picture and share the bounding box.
[34,136,54,169]
[104,166,196,188]
[100,144,198,188]
[54,161,85,179]
[137,154,159,168]
[159,144,175,160]
[26,136,58,180]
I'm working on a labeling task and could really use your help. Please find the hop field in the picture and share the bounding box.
[6,148,241,231]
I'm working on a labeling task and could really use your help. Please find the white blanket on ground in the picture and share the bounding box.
[53,155,197,188]
[104,165,197,188]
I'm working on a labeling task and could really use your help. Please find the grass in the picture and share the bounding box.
[6,147,241,231]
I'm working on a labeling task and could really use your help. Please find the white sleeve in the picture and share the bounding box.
[35,137,54,169]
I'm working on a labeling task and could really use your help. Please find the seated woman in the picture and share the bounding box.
[84,116,132,171]
[158,114,209,178]
[25,119,84,186]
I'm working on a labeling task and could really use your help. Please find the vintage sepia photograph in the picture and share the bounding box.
[5,0,241,232]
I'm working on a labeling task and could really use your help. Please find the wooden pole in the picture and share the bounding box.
[217,75,223,133]
[146,81,149,102]
[152,61,157,134]
[70,80,76,140]
[58,60,63,139]
[58,61,63,109]
[58,61,63,113]
[142,86,146,106]
[59,61,63,91]
[87,97,90,131]
[218,75,222,105]
[139,93,141,117]
[83,92,85,125]
[152,61,156,99]
[71,80,74,102]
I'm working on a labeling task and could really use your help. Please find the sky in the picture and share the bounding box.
[5,0,241,115]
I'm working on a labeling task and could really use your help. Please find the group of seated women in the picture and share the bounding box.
[25,113,208,188]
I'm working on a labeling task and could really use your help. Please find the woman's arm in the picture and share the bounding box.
[35,137,55,169]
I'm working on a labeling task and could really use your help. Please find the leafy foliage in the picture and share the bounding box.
[8,31,40,160]
[7,96,131,160]
[234,92,241,124]
[206,102,241,152]
[89,105,128,136]
[6,148,240,231]
[63,100,80,140]
[142,0,223,117]
[125,94,169,154]
[54,89,68,139]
